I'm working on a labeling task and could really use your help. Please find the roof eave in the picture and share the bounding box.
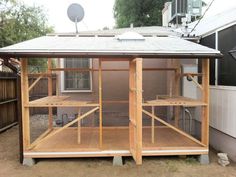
[0,51,222,59]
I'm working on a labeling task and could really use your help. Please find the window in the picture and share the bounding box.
[61,58,92,92]
[199,24,236,86]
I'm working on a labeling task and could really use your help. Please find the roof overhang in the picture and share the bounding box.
[0,51,222,59]
[0,35,222,59]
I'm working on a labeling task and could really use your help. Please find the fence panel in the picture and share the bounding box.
[0,72,18,131]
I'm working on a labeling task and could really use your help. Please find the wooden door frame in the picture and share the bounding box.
[129,58,143,165]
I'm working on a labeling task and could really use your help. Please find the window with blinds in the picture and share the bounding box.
[63,58,92,91]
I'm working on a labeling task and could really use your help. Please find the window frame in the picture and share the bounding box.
[60,58,93,93]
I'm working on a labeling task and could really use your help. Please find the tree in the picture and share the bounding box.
[113,0,169,28]
[0,0,54,70]
[0,0,53,47]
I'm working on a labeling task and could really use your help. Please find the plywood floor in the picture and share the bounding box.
[31,127,203,152]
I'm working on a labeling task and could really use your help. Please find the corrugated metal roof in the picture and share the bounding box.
[0,35,221,58]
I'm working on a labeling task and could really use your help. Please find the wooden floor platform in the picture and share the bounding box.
[143,96,206,107]
[25,127,208,158]
[27,96,99,107]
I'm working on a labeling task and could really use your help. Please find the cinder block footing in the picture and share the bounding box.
[198,154,210,165]
[23,158,36,166]
[113,156,123,166]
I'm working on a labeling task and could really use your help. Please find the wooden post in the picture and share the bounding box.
[48,58,53,129]
[151,106,155,143]
[78,108,81,144]
[201,59,209,146]
[17,74,23,163]
[135,58,143,165]
[173,59,181,127]
[98,59,103,148]
[20,58,30,150]
[129,59,135,156]
[129,58,143,165]
[56,58,60,96]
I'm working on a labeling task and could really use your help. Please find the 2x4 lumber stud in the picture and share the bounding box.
[134,58,143,165]
[99,59,103,149]
[50,68,177,72]
[78,108,81,144]
[129,60,135,158]
[21,58,30,150]
[47,58,53,129]
[151,106,155,144]
[201,59,210,146]
[173,59,181,127]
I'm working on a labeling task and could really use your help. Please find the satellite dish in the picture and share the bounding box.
[67,3,85,33]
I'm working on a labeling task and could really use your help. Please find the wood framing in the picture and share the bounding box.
[201,59,210,146]
[21,58,30,150]
[47,58,53,129]
[99,59,103,149]
[129,58,143,165]
[19,57,211,166]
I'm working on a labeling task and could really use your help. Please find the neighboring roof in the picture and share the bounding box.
[48,26,180,37]
[0,35,221,59]
[186,8,236,37]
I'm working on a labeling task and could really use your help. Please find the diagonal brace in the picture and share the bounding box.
[29,106,99,149]
[142,109,205,147]
[28,74,43,92]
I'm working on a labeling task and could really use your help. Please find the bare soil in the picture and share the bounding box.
[0,125,236,177]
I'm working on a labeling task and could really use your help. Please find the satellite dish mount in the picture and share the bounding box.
[67,3,85,33]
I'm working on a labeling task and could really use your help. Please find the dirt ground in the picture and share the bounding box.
[0,126,236,177]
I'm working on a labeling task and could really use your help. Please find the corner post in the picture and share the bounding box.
[20,58,30,150]
[201,59,210,146]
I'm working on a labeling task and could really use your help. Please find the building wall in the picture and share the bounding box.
[197,24,236,161]
[194,121,236,162]
[57,58,168,127]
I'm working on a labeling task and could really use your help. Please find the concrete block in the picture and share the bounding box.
[198,154,209,165]
[113,156,123,166]
[23,158,36,166]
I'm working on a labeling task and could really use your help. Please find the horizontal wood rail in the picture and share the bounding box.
[28,73,51,77]
[142,109,205,147]
[50,68,177,72]
[29,107,99,149]
[103,100,129,104]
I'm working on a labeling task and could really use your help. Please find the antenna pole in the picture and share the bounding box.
[75,18,78,34]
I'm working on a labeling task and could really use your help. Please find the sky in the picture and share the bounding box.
[21,0,236,33]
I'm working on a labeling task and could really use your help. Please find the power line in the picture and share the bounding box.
[190,0,216,33]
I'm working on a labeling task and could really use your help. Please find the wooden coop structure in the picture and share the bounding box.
[0,34,221,165]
